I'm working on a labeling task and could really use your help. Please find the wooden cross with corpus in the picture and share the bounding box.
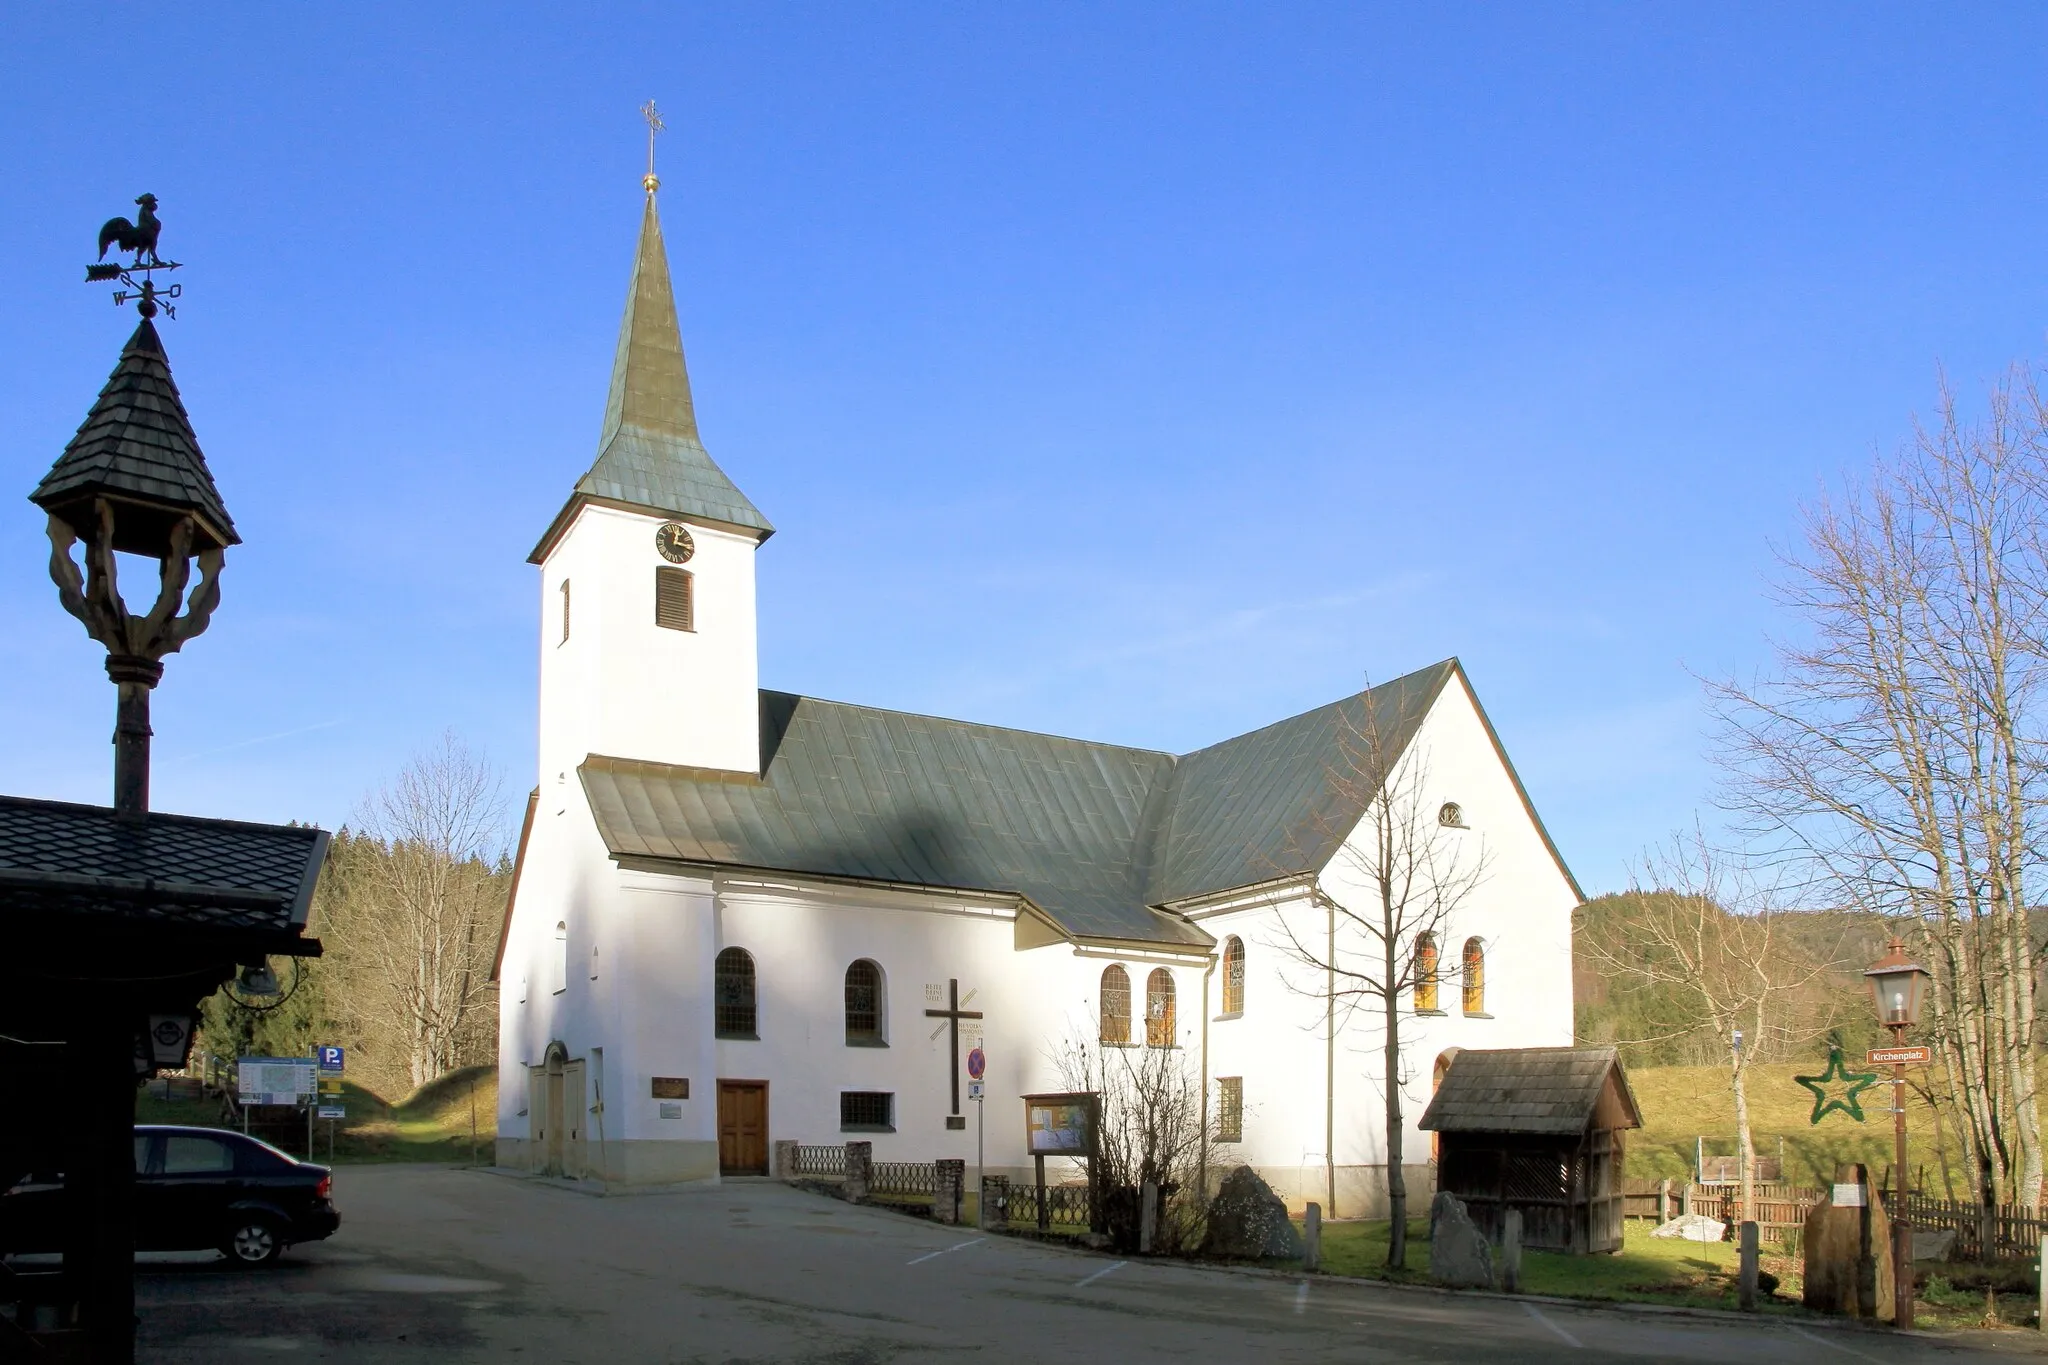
[925,978,982,1116]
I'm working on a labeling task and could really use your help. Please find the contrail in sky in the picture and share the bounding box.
[165,718,348,764]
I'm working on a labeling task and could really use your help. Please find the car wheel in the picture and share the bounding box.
[222,1215,285,1266]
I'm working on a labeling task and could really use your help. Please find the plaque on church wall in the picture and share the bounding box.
[659,1102,683,1120]
[651,1077,690,1099]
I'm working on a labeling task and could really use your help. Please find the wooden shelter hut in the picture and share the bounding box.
[1417,1046,1641,1254]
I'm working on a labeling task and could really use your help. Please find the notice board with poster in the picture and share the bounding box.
[1021,1091,1101,1235]
[1023,1092,1095,1155]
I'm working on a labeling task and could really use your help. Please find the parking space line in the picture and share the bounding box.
[905,1237,984,1266]
[1294,1280,1308,1314]
[1523,1302,1582,1348]
[1786,1324,1884,1363]
[1075,1260,1128,1288]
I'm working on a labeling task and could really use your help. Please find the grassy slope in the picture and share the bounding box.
[1627,1061,1964,1188]
[136,1065,496,1165]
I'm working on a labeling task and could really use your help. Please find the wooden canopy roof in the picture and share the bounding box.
[1417,1046,1642,1136]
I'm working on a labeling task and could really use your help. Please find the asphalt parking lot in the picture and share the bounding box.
[60,1165,2045,1363]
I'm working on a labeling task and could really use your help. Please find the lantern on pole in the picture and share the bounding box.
[1863,936,1931,1329]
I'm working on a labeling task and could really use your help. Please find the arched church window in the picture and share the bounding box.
[1220,937,1245,1015]
[553,921,568,995]
[845,960,885,1045]
[1145,969,1177,1048]
[560,579,571,644]
[655,566,695,632]
[1438,801,1465,828]
[715,947,757,1038]
[1099,965,1131,1045]
[1462,938,1486,1016]
[1413,933,1440,1013]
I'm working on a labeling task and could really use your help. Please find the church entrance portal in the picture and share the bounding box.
[717,1080,768,1175]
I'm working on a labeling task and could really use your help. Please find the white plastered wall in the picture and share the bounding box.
[1192,671,1578,1215]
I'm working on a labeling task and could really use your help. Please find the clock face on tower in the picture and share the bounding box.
[655,522,695,564]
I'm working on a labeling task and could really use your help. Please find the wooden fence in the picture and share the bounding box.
[1624,1179,2048,1261]
[1903,1196,2048,1263]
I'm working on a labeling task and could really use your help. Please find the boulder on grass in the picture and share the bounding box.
[1428,1192,1496,1290]
[1198,1166,1302,1261]
[1651,1212,1728,1243]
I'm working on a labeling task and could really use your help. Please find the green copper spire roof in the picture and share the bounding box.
[531,190,770,563]
[31,318,238,549]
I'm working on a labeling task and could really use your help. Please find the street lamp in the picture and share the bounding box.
[1864,936,1932,1329]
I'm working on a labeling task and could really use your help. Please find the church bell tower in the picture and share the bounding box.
[529,139,772,782]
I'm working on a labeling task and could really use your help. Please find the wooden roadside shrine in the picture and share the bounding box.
[1418,1046,1642,1254]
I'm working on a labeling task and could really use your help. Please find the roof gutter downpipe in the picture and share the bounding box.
[1325,886,1337,1218]
[1198,949,1216,1200]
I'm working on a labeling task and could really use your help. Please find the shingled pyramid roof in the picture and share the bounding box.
[529,191,770,562]
[31,318,238,548]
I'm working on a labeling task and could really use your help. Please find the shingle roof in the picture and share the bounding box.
[1416,1047,1642,1136]
[0,796,326,943]
[530,192,770,561]
[578,662,1465,947]
[30,318,238,548]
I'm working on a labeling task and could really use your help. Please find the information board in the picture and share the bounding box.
[238,1057,316,1106]
[1023,1091,1096,1155]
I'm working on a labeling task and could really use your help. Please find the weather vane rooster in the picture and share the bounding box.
[85,192,181,317]
[97,192,163,266]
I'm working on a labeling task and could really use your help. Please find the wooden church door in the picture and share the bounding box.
[717,1081,768,1175]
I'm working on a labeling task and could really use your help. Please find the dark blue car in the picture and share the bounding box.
[1,1125,340,1266]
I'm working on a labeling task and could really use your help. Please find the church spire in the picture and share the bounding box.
[529,139,771,564]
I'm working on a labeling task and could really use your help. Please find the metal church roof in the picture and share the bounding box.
[578,661,1506,948]
[30,318,238,548]
[530,191,770,562]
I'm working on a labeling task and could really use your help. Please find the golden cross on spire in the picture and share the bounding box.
[641,99,666,193]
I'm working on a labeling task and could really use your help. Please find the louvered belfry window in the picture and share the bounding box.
[655,566,694,632]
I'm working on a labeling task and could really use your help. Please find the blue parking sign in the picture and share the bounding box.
[317,1045,345,1074]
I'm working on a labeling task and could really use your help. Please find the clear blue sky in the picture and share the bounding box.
[5,5,2046,894]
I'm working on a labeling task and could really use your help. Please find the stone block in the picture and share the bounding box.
[843,1141,873,1203]
[772,1139,799,1180]
[935,1158,965,1225]
[1428,1191,1495,1290]
[1802,1165,1893,1321]
[1198,1165,1302,1261]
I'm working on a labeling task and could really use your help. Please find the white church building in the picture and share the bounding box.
[493,177,1582,1215]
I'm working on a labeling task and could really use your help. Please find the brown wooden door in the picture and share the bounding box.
[717,1081,768,1174]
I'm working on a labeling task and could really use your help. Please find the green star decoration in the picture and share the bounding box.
[1795,1046,1880,1125]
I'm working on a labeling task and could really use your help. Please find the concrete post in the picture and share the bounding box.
[843,1141,872,1203]
[1139,1180,1159,1254]
[1659,1177,1672,1222]
[2038,1235,2045,1333]
[1500,1208,1523,1294]
[1304,1202,1322,1272]
[773,1139,799,1180]
[1739,1220,1760,1311]
[935,1159,965,1225]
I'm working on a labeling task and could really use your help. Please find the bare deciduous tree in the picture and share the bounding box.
[1270,693,1487,1269]
[1581,830,1839,1223]
[321,734,506,1094]
[1051,1029,1209,1252]
[1710,368,2048,1208]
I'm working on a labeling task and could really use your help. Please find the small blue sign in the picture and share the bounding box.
[317,1045,345,1074]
